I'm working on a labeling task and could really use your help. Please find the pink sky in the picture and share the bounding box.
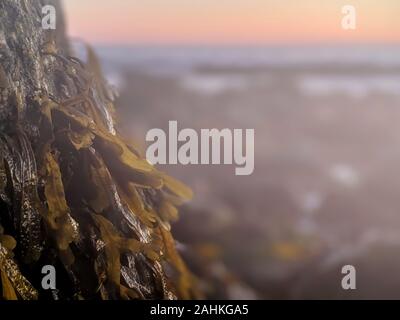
[63,0,400,45]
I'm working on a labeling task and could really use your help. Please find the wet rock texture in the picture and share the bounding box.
[0,0,197,300]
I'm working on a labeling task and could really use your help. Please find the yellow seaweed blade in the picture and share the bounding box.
[0,235,16,252]
[90,213,160,295]
[67,130,95,150]
[161,174,193,201]
[43,153,76,252]
[55,104,154,173]
[122,183,158,226]
[91,214,121,287]
[159,227,194,300]
[96,133,155,173]
[1,269,18,300]
[159,201,179,223]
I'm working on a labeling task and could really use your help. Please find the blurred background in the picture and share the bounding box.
[64,0,400,299]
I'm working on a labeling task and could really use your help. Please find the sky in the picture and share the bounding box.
[63,0,400,45]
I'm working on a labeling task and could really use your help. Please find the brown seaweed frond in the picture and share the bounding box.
[0,44,198,300]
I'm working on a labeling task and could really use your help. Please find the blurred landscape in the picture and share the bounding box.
[69,44,400,299]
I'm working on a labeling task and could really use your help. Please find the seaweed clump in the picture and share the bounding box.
[0,0,197,300]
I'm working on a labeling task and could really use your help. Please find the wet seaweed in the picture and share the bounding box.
[0,1,197,300]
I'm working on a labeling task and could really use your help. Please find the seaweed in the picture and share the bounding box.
[0,0,198,300]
